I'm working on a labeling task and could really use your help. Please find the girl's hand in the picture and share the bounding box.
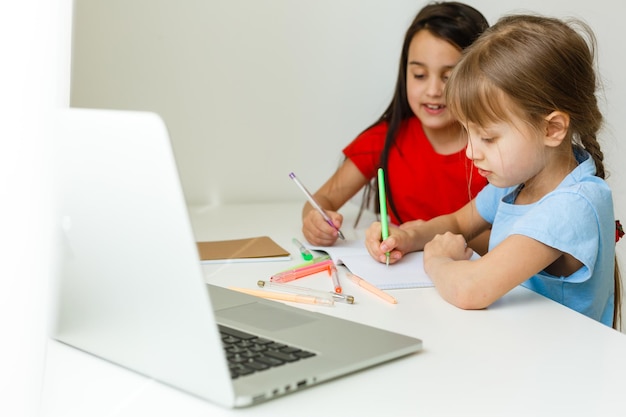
[423,232,473,266]
[302,209,343,246]
[365,222,408,264]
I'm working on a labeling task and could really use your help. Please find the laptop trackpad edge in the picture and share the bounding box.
[215,302,317,332]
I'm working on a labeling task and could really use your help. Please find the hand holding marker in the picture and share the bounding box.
[289,172,345,240]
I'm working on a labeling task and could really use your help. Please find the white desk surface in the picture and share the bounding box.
[40,202,626,417]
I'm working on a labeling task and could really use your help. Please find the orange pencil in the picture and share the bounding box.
[229,287,334,306]
[346,272,397,304]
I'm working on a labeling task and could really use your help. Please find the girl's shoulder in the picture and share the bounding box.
[345,116,423,153]
[550,154,612,206]
[348,120,390,145]
[362,116,419,136]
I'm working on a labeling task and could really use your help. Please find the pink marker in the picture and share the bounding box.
[270,259,334,283]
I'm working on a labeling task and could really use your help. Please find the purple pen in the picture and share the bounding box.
[289,172,345,240]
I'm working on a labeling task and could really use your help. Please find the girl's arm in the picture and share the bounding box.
[424,233,571,310]
[365,199,489,263]
[302,159,368,246]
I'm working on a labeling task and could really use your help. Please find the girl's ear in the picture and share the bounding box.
[544,111,570,147]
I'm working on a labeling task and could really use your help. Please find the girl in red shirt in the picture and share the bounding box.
[302,2,490,252]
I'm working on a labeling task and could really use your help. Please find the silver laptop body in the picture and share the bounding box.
[50,108,422,408]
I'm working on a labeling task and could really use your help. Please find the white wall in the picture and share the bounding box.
[70,0,626,326]
[1,0,72,416]
[70,0,626,206]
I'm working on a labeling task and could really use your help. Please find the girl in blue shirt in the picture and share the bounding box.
[365,14,622,329]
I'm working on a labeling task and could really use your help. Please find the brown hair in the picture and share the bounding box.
[446,14,621,329]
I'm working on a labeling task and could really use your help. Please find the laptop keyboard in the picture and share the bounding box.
[218,325,316,379]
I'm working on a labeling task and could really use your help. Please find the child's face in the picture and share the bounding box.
[464,115,546,189]
[405,30,461,133]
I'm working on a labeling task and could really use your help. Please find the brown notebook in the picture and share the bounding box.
[196,236,291,264]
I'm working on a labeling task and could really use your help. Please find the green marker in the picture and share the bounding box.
[292,237,313,261]
[377,168,390,266]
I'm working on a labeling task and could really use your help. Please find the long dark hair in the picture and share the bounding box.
[362,2,488,224]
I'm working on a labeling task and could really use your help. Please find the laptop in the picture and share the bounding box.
[50,108,422,408]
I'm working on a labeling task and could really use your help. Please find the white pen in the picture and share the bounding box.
[289,172,345,240]
[329,265,342,294]
[257,280,354,304]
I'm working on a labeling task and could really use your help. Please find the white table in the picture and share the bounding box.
[39,202,626,416]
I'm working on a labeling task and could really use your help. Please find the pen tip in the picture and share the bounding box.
[338,230,345,240]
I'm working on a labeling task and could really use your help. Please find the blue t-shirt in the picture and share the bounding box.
[475,150,615,326]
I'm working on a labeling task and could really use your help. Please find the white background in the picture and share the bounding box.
[3,1,625,415]
[70,0,626,210]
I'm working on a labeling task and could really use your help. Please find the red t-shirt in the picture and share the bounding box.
[343,116,487,225]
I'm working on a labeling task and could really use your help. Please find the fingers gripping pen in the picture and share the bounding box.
[289,172,345,240]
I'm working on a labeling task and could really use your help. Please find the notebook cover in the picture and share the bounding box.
[196,236,290,263]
